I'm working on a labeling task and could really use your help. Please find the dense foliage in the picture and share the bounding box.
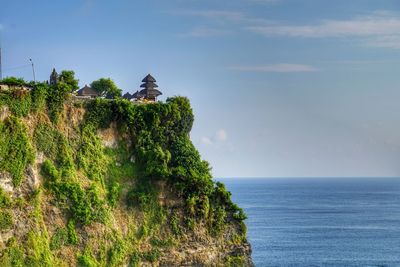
[0,77,28,86]
[41,159,108,225]
[59,70,79,92]
[83,96,247,234]
[90,78,122,99]
[0,116,35,186]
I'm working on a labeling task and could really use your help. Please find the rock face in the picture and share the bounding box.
[0,97,253,266]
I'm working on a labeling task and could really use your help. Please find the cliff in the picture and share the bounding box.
[0,83,252,266]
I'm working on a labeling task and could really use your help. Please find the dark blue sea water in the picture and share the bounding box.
[220,178,400,267]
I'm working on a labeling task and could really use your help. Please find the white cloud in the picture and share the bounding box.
[0,24,4,31]
[201,136,213,146]
[247,12,400,49]
[215,129,228,141]
[201,129,228,146]
[179,10,245,22]
[230,64,318,73]
[248,16,400,37]
[171,9,272,27]
[179,27,232,37]
[173,8,400,48]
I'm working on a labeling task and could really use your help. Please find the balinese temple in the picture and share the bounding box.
[76,85,99,98]
[49,68,59,85]
[123,74,162,102]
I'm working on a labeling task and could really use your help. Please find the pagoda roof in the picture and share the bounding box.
[139,88,162,97]
[140,82,158,88]
[142,74,156,83]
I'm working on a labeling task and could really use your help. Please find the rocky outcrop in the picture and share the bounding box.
[0,99,253,266]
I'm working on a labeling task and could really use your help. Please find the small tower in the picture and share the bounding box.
[138,74,162,101]
[50,68,59,85]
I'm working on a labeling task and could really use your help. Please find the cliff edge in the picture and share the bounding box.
[0,81,252,266]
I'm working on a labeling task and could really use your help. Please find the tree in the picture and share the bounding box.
[0,77,27,86]
[90,78,122,99]
[59,70,79,92]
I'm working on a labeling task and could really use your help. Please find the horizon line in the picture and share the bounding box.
[214,176,400,179]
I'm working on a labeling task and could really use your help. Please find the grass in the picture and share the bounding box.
[0,211,13,230]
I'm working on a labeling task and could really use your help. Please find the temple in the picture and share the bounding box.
[49,68,59,85]
[76,85,99,98]
[123,74,162,102]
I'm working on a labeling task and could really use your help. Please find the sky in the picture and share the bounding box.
[2,0,400,177]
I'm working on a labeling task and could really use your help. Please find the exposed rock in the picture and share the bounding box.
[0,172,14,193]
[24,165,40,192]
[0,230,14,250]
[0,106,9,122]
[36,152,45,164]
[98,122,118,148]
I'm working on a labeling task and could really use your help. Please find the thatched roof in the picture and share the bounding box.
[141,74,156,83]
[122,92,133,100]
[77,85,99,97]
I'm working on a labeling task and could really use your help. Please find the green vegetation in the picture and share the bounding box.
[0,189,11,208]
[41,160,108,225]
[30,82,48,113]
[0,116,35,186]
[67,220,78,245]
[50,227,68,250]
[77,125,108,181]
[0,90,32,117]
[59,70,79,92]
[0,238,25,266]
[81,96,247,235]
[0,77,28,86]
[46,82,71,122]
[25,230,55,266]
[77,248,98,267]
[226,255,246,267]
[0,73,249,266]
[33,123,61,159]
[0,211,13,230]
[90,78,122,99]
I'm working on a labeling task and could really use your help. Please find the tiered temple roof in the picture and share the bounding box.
[123,74,162,102]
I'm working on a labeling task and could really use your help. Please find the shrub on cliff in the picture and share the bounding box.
[0,77,27,86]
[0,116,35,186]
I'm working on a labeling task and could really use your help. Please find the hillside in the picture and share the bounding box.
[0,80,252,266]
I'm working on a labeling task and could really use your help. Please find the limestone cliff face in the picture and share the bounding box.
[0,95,252,266]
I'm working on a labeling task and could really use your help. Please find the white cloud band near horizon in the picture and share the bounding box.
[247,12,400,49]
[248,12,400,38]
[175,9,400,49]
[230,64,318,73]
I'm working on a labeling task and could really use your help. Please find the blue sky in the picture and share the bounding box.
[2,0,400,177]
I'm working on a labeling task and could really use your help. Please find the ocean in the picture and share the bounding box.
[220,178,400,267]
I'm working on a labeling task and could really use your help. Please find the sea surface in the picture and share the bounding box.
[219,178,400,267]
